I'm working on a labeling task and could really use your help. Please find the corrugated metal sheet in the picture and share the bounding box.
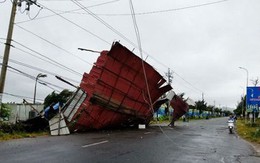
[67,42,172,130]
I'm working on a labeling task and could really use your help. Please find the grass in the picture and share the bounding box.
[236,118,260,144]
[0,122,49,142]
[0,131,48,142]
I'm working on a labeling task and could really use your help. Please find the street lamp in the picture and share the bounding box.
[33,73,47,104]
[239,67,248,87]
[239,66,249,118]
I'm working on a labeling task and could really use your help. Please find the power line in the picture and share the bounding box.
[15,24,93,66]
[35,1,111,45]
[16,0,120,24]
[129,0,153,113]
[7,0,205,98]
[2,39,83,78]
[70,0,137,47]
[146,54,204,94]
[27,5,43,20]
[0,63,68,90]
[12,39,82,76]
[0,55,80,84]
[46,0,203,96]
[134,0,229,16]
[16,1,204,96]
[49,0,229,16]
[69,0,205,95]
[2,92,44,102]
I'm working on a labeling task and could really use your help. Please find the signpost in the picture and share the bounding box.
[246,87,260,123]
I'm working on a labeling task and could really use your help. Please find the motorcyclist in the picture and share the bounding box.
[228,114,235,122]
[227,114,235,134]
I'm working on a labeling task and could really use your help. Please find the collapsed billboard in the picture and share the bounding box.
[49,42,188,134]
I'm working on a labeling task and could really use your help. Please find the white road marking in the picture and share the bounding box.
[82,140,109,148]
[144,132,152,135]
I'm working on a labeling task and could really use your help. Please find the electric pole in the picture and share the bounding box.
[0,0,40,105]
[0,0,17,105]
[165,68,173,84]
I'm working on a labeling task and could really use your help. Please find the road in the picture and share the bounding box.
[0,117,259,163]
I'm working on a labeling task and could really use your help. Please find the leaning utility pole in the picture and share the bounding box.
[0,0,17,104]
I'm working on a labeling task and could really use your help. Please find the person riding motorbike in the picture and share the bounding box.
[227,115,235,134]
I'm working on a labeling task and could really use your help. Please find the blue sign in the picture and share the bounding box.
[246,87,260,113]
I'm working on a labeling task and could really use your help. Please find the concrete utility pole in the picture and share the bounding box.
[0,1,40,105]
[165,68,173,84]
[0,0,17,105]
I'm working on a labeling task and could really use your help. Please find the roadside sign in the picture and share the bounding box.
[246,87,260,113]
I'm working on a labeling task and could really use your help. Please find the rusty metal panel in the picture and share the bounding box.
[170,95,189,121]
[68,42,172,130]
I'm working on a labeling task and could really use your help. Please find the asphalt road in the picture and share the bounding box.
[0,117,259,163]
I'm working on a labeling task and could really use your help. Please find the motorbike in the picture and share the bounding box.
[227,119,235,134]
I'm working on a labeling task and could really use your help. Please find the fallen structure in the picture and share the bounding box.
[49,42,188,135]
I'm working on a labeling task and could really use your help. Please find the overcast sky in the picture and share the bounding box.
[1,0,260,109]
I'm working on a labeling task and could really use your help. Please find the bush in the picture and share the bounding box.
[0,122,26,133]
[252,128,260,138]
[0,103,11,120]
[158,115,169,121]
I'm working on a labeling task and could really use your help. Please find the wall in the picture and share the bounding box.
[5,104,44,124]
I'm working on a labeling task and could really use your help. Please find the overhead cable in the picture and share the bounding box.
[129,0,153,112]
[2,92,44,102]
[16,0,120,24]
[50,0,228,16]
[70,0,137,47]
[12,40,82,76]
[15,24,93,66]
[36,1,111,45]
[0,63,67,90]
[0,55,80,84]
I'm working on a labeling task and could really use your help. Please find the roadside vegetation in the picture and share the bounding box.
[234,95,260,144]
[236,118,260,144]
[0,90,72,142]
[0,122,48,141]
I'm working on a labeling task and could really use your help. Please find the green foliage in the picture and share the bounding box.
[0,121,49,141]
[234,95,246,116]
[0,121,25,133]
[214,108,222,114]
[0,103,11,120]
[237,119,260,143]
[252,128,260,138]
[44,89,73,108]
[222,110,232,116]
[206,105,214,112]
[195,100,207,114]
[189,105,195,110]
[158,115,169,121]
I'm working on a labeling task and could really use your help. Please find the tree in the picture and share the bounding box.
[234,95,246,117]
[44,89,73,108]
[0,103,11,121]
[206,105,214,112]
[251,77,259,86]
[214,107,223,116]
[223,110,232,116]
[195,100,207,115]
